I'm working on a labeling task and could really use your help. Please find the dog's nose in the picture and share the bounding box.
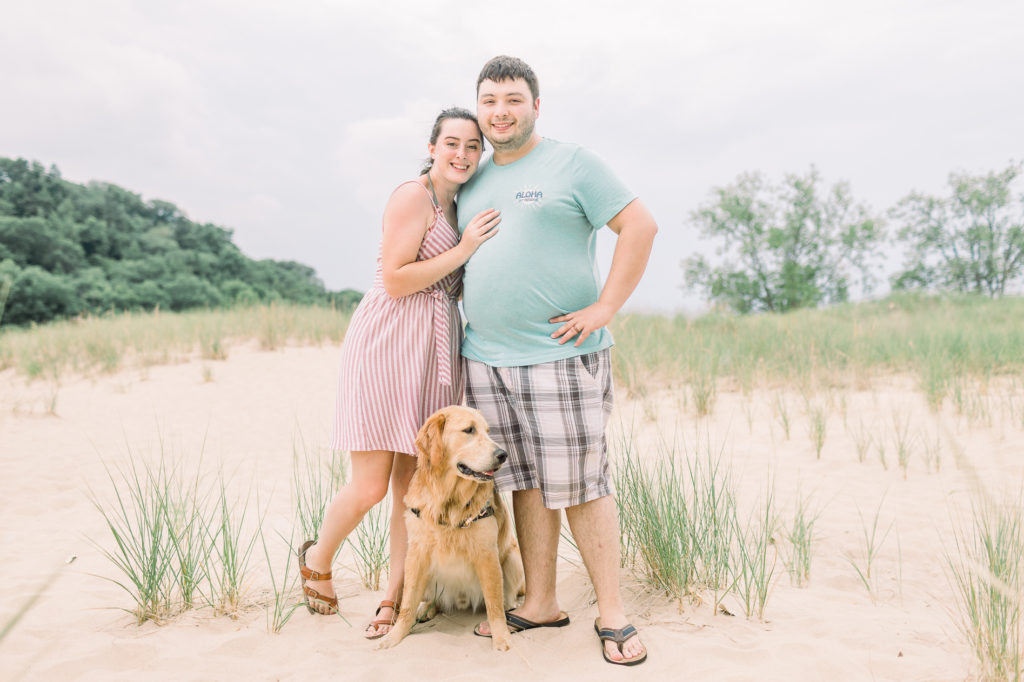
[495,448,508,465]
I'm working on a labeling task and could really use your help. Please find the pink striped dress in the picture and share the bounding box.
[330,181,464,456]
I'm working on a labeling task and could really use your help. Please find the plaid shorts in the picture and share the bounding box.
[464,349,615,510]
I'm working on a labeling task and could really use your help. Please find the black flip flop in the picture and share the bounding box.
[594,619,648,666]
[473,610,571,637]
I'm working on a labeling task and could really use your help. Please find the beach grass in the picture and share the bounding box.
[88,442,267,623]
[614,425,785,618]
[846,496,894,602]
[783,489,820,588]
[609,293,1024,396]
[260,523,303,634]
[807,402,827,459]
[88,453,184,623]
[351,497,391,591]
[292,432,338,547]
[614,428,697,602]
[876,434,889,471]
[947,490,1024,681]
[0,303,353,383]
[164,455,212,609]
[731,481,778,620]
[850,419,871,463]
[891,409,914,478]
[691,357,718,417]
[204,475,261,617]
[773,393,791,440]
[921,429,942,473]
[4,294,1023,415]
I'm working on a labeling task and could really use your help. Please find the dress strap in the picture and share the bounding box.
[425,173,441,209]
[398,179,442,214]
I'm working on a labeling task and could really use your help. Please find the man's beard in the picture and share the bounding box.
[490,116,536,152]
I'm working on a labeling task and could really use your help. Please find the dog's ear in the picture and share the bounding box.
[415,411,446,469]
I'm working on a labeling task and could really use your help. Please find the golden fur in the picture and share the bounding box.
[378,406,525,651]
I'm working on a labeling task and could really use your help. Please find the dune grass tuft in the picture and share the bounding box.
[292,432,340,546]
[260,520,303,634]
[807,403,827,459]
[352,497,391,591]
[730,480,778,619]
[947,491,1024,681]
[89,444,263,624]
[88,453,182,623]
[784,489,820,587]
[614,427,781,619]
[845,496,894,602]
[204,475,261,617]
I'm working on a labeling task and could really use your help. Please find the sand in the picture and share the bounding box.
[2,342,1019,681]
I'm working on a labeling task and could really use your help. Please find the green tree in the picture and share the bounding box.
[220,279,259,305]
[3,265,80,325]
[683,168,883,313]
[328,289,363,310]
[891,163,1024,297]
[0,217,85,273]
[164,274,224,311]
[73,267,117,313]
[120,280,170,311]
[0,259,19,325]
[0,156,360,326]
[0,158,68,218]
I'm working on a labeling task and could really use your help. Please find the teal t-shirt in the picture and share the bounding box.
[457,138,636,367]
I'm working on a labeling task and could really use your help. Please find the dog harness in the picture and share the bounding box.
[409,503,495,529]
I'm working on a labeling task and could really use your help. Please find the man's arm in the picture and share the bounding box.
[550,198,658,346]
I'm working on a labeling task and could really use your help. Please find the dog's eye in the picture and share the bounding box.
[463,425,476,435]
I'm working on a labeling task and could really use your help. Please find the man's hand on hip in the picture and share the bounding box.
[549,301,615,347]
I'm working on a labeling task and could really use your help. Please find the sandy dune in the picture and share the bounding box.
[2,343,1016,680]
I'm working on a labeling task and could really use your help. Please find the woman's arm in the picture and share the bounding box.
[380,184,500,298]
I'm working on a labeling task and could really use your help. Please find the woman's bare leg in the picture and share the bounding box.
[365,452,418,636]
[303,450,394,614]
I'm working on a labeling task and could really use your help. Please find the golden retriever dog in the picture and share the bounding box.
[378,406,525,651]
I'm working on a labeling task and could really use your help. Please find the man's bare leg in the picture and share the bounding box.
[565,494,646,662]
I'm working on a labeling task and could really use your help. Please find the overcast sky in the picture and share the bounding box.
[2,0,1022,312]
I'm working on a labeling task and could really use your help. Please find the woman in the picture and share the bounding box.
[298,107,500,638]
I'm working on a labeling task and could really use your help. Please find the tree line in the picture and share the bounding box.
[684,162,1024,313]
[0,158,361,327]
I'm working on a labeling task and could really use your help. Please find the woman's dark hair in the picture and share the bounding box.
[420,107,484,176]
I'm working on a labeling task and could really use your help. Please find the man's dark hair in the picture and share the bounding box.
[476,55,539,102]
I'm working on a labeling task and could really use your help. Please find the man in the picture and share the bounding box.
[457,55,657,666]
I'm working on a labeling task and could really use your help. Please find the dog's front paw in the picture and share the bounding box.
[415,602,437,622]
[492,631,512,651]
[376,632,401,650]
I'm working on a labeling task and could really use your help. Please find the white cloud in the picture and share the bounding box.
[336,99,441,215]
[1,0,1021,308]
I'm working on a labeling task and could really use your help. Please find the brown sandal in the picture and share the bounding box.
[363,599,400,640]
[297,540,338,615]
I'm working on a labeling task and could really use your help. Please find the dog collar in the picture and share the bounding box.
[409,503,495,529]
